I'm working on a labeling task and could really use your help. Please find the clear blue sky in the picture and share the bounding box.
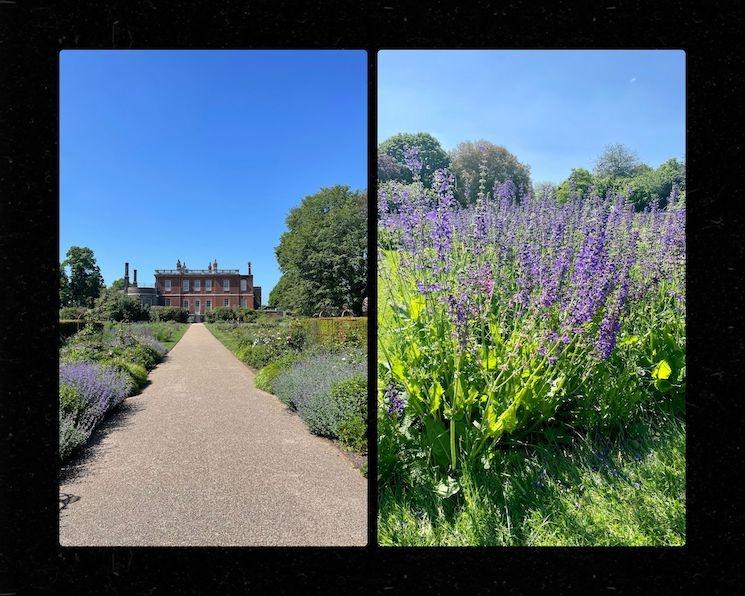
[378,50,685,185]
[60,50,367,298]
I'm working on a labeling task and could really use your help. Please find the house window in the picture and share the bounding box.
[195,279,201,290]
[183,299,189,310]
[223,279,230,291]
[182,279,189,292]
[206,279,212,291]
[195,300,201,313]
[165,298,171,306]
[206,300,212,311]
[240,279,247,291]
[164,279,172,291]
[240,298,246,308]
[223,298,229,307]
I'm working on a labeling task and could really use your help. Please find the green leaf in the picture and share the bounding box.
[409,295,426,321]
[652,359,672,380]
[429,381,444,414]
[434,476,461,499]
[424,417,451,468]
[617,335,640,347]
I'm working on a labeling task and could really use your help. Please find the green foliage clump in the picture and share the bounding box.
[204,306,257,323]
[255,352,302,393]
[59,306,88,320]
[448,140,532,206]
[301,317,367,348]
[149,306,189,322]
[88,289,150,322]
[378,132,450,188]
[60,245,104,308]
[60,320,86,343]
[270,185,367,316]
[103,357,150,390]
[60,384,85,417]
[60,410,88,461]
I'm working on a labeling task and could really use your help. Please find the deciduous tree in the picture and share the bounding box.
[378,132,450,188]
[448,140,531,206]
[62,246,104,307]
[272,186,367,316]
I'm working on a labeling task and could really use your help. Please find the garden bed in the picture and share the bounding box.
[58,321,188,462]
[206,316,368,466]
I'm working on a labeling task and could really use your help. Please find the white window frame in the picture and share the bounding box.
[240,279,247,291]
[164,279,171,291]
[182,279,189,292]
[223,278,230,291]
[194,279,201,290]
[165,298,171,306]
[206,279,212,291]
[223,298,229,307]
[183,299,189,310]
[206,300,212,311]
[195,299,201,313]
[240,298,246,308]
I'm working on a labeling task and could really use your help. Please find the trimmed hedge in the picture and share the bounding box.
[60,319,86,342]
[204,307,257,323]
[301,317,367,348]
[149,306,189,322]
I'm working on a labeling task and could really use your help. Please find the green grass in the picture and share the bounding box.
[158,323,189,352]
[378,414,685,546]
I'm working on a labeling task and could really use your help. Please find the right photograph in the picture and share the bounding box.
[377,50,685,546]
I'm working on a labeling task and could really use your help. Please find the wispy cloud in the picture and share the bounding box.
[629,77,637,84]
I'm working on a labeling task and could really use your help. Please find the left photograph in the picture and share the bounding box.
[59,50,368,546]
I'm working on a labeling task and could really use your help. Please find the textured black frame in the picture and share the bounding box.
[1,1,743,592]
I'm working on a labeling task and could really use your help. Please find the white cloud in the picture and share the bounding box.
[629,77,637,84]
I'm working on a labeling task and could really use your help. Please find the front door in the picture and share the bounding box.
[195,299,201,315]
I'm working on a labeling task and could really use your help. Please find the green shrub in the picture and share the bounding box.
[88,290,150,322]
[149,306,188,323]
[338,414,367,453]
[242,343,284,369]
[60,306,88,320]
[298,374,367,444]
[60,383,85,417]
[205,307,257,323]
[103,358,149,390]
[255,352,302,393]
[60,410,87,461]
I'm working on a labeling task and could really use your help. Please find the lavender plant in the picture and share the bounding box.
[378,147,685,473]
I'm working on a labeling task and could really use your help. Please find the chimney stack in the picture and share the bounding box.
[133,269,138,286]
[124,262,130,293]
[248,261,252,275]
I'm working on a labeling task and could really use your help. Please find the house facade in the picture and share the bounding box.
[124,259,261,313]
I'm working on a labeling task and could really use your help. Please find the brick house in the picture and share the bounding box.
[124,259,261,313]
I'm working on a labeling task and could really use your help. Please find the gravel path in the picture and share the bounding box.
[59,323,367,546]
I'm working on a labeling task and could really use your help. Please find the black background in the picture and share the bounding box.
[1,1,743,593]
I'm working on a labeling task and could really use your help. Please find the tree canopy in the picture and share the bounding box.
[593,143,644,178]
[61,246,104,308]
[270,185,367,316]
[448,140,531,206]
[378,132,450,188]
[110,278,126,291]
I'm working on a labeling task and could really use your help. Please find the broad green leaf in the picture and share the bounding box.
[429,381,444,414]
[617,335,640,347]
[652,359,672,380]
[409,295,426,321]
[434,476,461,499]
